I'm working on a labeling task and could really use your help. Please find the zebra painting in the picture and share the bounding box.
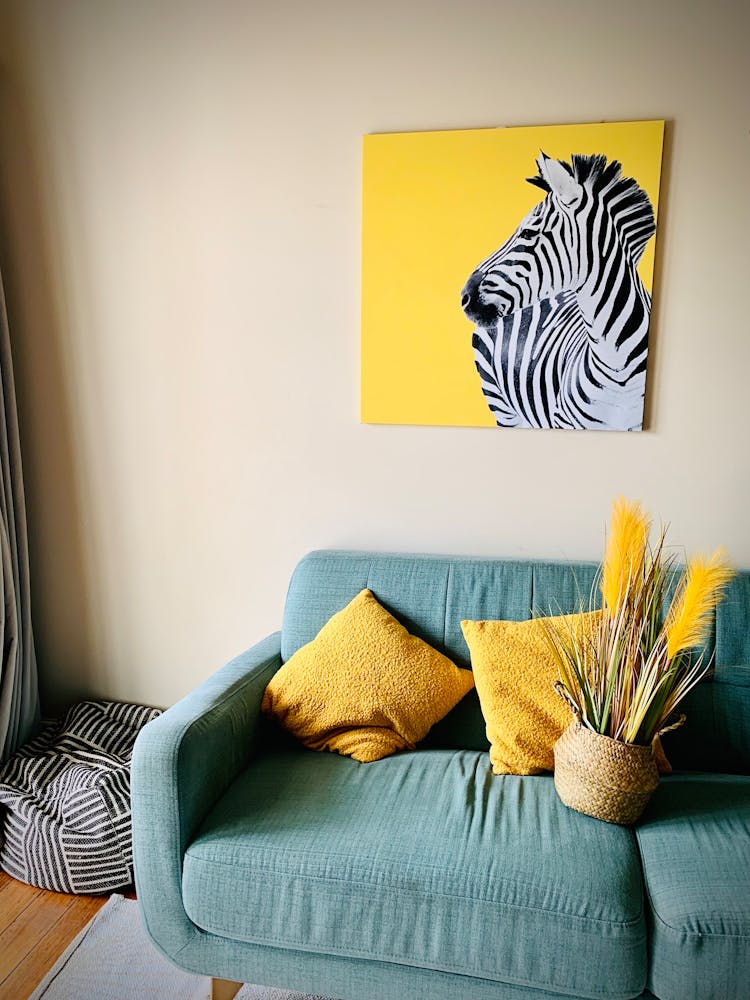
[461,152,656,431]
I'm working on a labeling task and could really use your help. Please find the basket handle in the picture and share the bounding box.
[656,714,686,738]
[651,714,686,775]
[553,681,580,718]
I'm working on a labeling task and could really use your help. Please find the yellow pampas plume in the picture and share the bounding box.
[666,550,735,658]
[559,498,735,745]
[600,497,651,612]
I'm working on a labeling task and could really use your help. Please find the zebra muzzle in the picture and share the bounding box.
[461,269,501,326]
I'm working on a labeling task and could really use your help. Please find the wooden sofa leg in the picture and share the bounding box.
[211,979,243,1000]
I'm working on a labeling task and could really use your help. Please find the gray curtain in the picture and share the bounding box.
[0,266,38,763]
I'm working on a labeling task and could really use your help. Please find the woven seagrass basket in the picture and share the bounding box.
[553,718,660,825]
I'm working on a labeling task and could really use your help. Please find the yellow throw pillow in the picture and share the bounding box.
[461,611,601,775]
[262,589,475,763]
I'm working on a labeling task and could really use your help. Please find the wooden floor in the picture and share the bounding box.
[0,871,118,1000]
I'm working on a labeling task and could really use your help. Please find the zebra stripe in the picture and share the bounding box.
[0,700,160,894]
[473,292,606,429]
[461,153,655,431]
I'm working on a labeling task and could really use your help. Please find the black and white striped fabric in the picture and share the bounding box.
[462,152,654,431]
[0,700,160,894]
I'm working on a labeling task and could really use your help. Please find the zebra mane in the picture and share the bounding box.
[527,153,656,264]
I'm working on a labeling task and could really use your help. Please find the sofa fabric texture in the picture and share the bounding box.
[132,550,750,1000]
[636,773,750,1000]
[183,749,645,999]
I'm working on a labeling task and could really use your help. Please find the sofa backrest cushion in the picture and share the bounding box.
[281,551,749,772]
[668,571,750,773]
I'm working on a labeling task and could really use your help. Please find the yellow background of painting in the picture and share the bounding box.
[361,120,665,426]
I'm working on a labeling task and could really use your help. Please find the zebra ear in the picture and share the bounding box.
[537,152,582,207]
[526,175,551,193]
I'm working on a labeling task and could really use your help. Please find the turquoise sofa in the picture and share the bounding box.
[131,551,750,1000]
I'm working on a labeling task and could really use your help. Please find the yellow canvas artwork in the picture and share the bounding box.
[361,120,665,430]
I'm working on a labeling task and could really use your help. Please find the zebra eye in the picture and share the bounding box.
[518,228,537,240]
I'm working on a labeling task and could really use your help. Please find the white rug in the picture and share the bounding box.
[30,894,332,1000]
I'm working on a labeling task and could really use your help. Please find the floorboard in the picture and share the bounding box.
[0,874,122,1000]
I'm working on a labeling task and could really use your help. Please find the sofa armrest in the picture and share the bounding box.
[131,632,282,958]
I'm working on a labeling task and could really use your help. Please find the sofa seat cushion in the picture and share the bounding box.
[636,773,750,1000]
[183,749,646,1000]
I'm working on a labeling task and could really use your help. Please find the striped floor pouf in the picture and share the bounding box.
[0,700,160,893]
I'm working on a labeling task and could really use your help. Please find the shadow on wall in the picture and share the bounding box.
[641,118,673,433]
[0,10,96,715]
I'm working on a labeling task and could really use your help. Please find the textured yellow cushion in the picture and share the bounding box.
[461,612,601,775]
[262,589,475,763]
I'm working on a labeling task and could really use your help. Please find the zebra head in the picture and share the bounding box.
[461,152,655,329]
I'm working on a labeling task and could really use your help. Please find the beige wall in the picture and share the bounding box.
[0,0,748,710]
